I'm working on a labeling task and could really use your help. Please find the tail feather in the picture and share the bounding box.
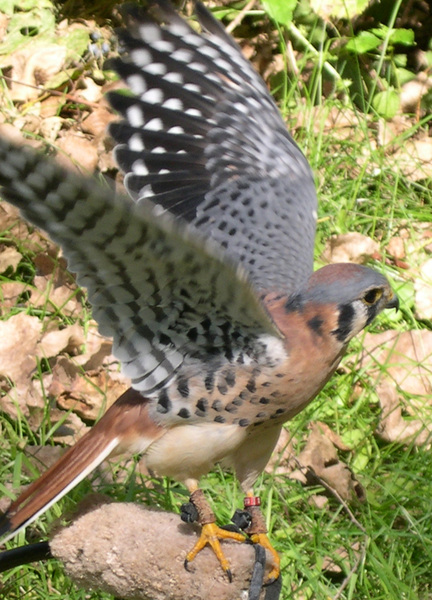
[1,384,160,546]
[0,425,121,543]
[0,388,160,543]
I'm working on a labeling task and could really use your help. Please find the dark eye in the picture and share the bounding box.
[363,288,383,305]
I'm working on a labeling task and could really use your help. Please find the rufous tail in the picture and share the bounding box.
[0,388,156,542]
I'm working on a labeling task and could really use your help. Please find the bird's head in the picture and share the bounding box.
[284,263,399,345]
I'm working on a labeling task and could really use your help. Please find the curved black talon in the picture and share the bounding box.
[184,558,194,572]
[226,568,233,583]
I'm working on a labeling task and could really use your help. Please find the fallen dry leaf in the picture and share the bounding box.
[76,76,103,104]
[0,313,43,384]
[361,330,432,446]
[0,201,57,256]
[0,379,46,426]
[0,198,23,230]
[376,380,432,447]
[81,107,116,138]
[23,445,65,474]
[289,423,365,502]
[377,114,416,148]
[0,12,8,41]
[392,137,432,182]
[38,322,84,359]
[39,116,65,143]
[31,275,82,316]
[322,541,362,575]
[363,330,432,397]
[267,424,363,503]
[312,420,352,452]
[73,323,114,369]
[40,95,66,119]
[295,104,366,143]
[386,236,406,261]
[397,223,432,269]
[30,252,83,318]
[97,136,118,173]
[50,409,90,446]
[321,232,380,264]
[49,355,128,422]
[0,247,85,319]
[0,246,22,272]
[0,281,30,311]
[56,132,99,173]
[414,258,432,320]
[6,44,68,101]
[308,494,328,509]
[265,428,296,474]
[400,73,432,114]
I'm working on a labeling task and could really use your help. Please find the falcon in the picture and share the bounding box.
[0,0,398,583]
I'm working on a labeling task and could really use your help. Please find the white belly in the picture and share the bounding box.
[144,422,247,482]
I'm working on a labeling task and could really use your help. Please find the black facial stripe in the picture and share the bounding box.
[365,304,379,326]
[331,303,355,342]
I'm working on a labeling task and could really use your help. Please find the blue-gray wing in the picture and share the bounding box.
[0,137,279,394]
[108,1,317,295]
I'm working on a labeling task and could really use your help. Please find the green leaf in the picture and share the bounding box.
[0,0,53,11]
[44,67,79,90]
[397,67,415,85]
[14,0,53,8]
[262,0,296,25]
[370,25,389,40]
[370,26,415,47]
[0,8,56,55]
[351,439,374,471]
[59,28,90,61]
[345,31,381,54]
[372,88,400,118]
[393,280,415,309]
[0,0,15,16]
[389,28,415,47]
[394,54,407,68]
[310,0,369,20]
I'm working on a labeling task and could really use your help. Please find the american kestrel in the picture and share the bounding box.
[0,0,398,585]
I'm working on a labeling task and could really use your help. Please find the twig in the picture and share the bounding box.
[292,456,366,533]
[225,0,256,34]
[287,23,341,81]
[332,542,367,600]
[0,75,100,109]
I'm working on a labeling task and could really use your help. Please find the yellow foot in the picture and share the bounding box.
[250,532,281,582]
[185,522,246,581]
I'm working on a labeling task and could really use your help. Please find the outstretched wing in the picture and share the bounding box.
[109,0,318,295]
[0,2,316,394]
[0,138,278,394]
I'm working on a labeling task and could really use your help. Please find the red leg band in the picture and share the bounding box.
[244,496,261,507]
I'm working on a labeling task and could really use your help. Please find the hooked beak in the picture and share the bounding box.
[385,292,399,311]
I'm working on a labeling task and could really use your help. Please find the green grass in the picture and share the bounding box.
[1,1,432,599]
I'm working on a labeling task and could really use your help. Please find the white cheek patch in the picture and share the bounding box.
[350,301,370,339]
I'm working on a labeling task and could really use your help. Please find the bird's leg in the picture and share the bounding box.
[241,493,281,582]
[182,487,246,581]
